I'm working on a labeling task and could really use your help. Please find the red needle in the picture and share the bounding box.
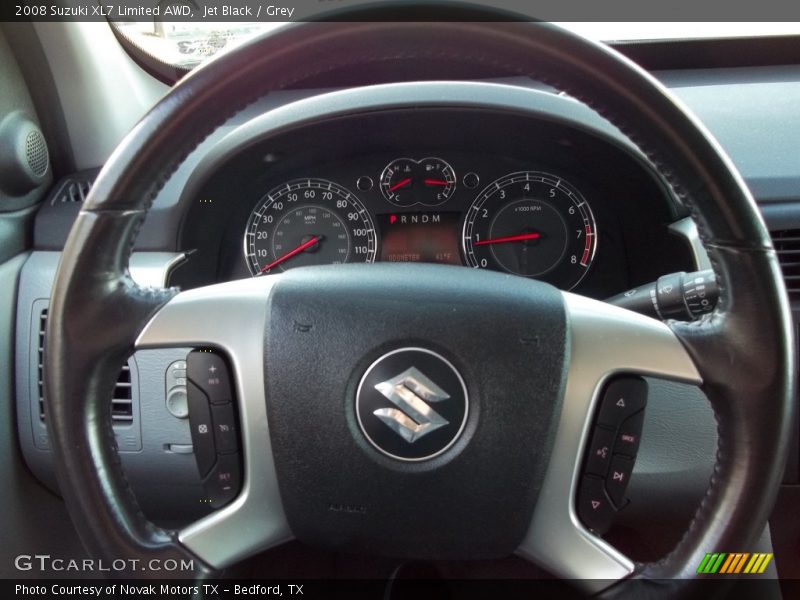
[424,179,449,186]
[260,236,321,273]
[474,232,541,246]
[388,178,412,193]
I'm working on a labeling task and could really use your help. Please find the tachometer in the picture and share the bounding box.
[462,171,596,289]
[244,178,377,275]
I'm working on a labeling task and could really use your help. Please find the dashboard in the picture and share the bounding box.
[4,19,800,580]
[16,83,714,532]
[14,81,724,540]
[174,98,695,299]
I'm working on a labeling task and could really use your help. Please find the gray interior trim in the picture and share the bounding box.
[0,253,89,577]
[516,292,702,591]
[669,217,712,271]
[30,22,168,171]
[662,65,800,202]
[136,277,292,568]
[0,206,36,265]
[129,252,185,288]
[15,251,190,492]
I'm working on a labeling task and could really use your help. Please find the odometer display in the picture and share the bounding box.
[463,172,596,289]
[244,178,377,275]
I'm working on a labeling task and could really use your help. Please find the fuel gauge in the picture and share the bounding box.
[379,157,456,206]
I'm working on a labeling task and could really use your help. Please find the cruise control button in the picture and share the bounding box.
[577,475,616,535]
[187,380,216,478]
[188,350,234,405]
[597,377,647,428]
[211,403,238,454]
[204,453,241,508]
[585,426,615,476]
[615,410,645,457]
[606,454,635,507]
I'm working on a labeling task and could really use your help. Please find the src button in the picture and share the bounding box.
[615,410,645,457]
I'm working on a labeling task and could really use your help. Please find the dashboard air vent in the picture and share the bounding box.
[772,229,800,303]
[37,309,133,423]
[50,176,92,205]
[112,364,134,422]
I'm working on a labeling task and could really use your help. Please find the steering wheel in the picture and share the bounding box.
[44,14,794,598]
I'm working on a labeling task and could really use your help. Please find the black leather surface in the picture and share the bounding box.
[646,247,794,579]
[44,11,793,594]
[265,264,566,559]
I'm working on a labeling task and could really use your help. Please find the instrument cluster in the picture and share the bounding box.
[242,156,597,291]
[176,107,688,300]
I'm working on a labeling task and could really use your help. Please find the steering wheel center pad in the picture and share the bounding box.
[266,263,566,558]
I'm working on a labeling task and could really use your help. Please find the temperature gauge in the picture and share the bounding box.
[379,157,456,206]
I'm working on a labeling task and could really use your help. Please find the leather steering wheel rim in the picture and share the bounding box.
[44,15,794,594]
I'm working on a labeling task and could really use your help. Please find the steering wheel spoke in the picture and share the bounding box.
[136,277,292,567]
[517,293,702,590]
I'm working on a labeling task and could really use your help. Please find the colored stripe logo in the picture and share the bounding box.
[697,552,773,574]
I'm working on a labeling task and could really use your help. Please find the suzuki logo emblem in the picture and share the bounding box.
[373,367,450,443]
[355,347,469,462]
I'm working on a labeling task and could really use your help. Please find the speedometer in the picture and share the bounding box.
[462,171,597,289]
[244,178,377,275]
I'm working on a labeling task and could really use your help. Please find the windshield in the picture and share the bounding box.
[114,21,800,70]
[113,21,279,68]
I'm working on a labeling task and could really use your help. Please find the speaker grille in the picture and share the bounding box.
[25,129,48,177]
